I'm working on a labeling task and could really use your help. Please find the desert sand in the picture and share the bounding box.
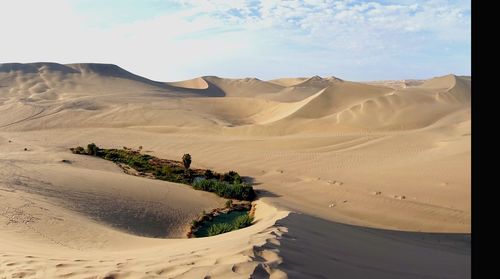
[0,63,470,278]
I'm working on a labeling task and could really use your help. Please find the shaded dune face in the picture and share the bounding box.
[271,212,470,279]
[8,176,183,238]
[2,162,223,238]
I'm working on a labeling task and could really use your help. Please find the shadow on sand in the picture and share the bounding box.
[251,212,470,279]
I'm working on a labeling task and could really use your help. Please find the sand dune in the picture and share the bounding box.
[268,76,343,88]
[167,77,209,90]
[202,76,285,97]
[0,63,470,278]
[267,77,309,87]
[292,75,343,88]
[277,82,390,119]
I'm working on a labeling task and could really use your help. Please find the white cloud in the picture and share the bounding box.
[0,0,470,80]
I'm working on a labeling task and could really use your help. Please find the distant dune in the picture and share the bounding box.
[0,63,470,278]
[167,77,209,89]
[268,75,343,87]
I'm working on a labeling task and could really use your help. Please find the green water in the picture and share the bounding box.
[194,210,250,237]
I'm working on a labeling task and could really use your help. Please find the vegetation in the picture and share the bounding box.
[182,153,191,170]
[70,146,85,154]
[221,170,242,184]
[232,214,254,229]
[188,201,253,238]
[207,223,234,236]
[100,148,155,172]
[70,143,255,200]
[87,143,99,156]
[192,179,255,201]
[204,169,214,179]
[154,165,187,184]
[206,213,254,236]
[191,220,199,227]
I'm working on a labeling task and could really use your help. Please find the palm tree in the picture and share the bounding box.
[182,153,192,170]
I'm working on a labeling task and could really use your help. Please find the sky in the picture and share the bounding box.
[0,0,470,81]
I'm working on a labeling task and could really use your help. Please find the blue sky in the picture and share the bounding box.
[0,0,470,81]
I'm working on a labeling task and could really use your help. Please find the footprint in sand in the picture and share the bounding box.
[55,264,66,269]
[11,270,36,278]
[327,180,343,186]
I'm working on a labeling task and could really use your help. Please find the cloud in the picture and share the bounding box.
[0,0,470,80]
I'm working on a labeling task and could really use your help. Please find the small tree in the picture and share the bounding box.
[87,143,99,156]
[182,153,192,170]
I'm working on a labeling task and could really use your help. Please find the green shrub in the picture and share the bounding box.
[154,165,172,178]
[192,179,212,191]
[225,199,233,208]
[204,169,214,179]
[192,179,255,201]
[162,165,172,174]
[230,182,256,201]
[130,159,147,170]
[170,166,185,174]
[155,172,185,184]
[103,150,122,161]
[207,223,234,236]
[70,146,85,154]
[204,213,253,236]
[96,148,155,172]
[233,214,254,229]
[221,171,242,184]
